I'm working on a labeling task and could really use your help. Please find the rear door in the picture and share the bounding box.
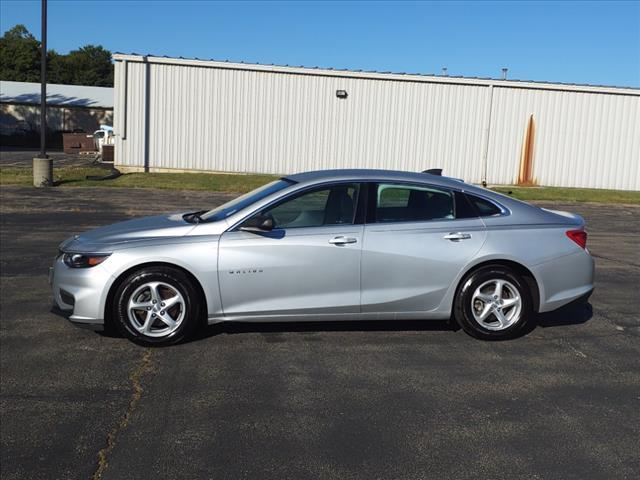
[361,182,486,313]
[218,182,364,317]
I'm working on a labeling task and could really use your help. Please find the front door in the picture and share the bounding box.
[218,183,363,317]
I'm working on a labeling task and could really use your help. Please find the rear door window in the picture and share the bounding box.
[374,184,455,223]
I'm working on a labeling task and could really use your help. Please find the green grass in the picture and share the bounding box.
[0,166,279,194]
[1,166,638,204]
[490,185,640,204]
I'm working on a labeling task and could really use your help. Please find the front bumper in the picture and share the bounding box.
[50,255,113,329]
[50,304,104,331]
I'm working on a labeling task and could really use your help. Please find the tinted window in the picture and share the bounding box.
[375,184,454,223]
[466,194,503,217]
[261,183,360,229]
[454,191,478,219]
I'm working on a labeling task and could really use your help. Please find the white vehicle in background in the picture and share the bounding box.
[92,125,114,155]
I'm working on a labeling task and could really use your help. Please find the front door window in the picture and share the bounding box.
[255,183,360,229]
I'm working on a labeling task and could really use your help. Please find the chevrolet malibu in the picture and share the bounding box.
[51,169,594,345]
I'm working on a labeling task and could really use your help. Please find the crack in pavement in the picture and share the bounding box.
[91,349,154,480]
[590,253,640,269]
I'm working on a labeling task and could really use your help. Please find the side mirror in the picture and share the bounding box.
[239,214,274,233]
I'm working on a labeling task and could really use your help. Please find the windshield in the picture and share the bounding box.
[199,179,294,222]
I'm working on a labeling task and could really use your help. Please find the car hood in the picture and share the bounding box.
[60,213,197,252]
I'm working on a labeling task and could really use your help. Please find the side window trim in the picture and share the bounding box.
[365,182,377,224]
[354,182,369,225]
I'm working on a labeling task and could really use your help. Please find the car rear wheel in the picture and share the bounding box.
[453,266,533,340]
[113,266,201,346]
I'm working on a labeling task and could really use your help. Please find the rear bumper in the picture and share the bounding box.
[532,250,595,313]
[561,288,594,309]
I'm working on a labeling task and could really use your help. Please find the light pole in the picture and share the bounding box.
[33,0,53,187]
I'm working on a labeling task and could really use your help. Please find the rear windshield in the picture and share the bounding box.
[200,179,294,222]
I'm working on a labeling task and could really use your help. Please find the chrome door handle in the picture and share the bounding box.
[444,232,471,241]
[329,236,358,245]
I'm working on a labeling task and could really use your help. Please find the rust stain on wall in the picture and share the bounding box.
[517,114,536,186]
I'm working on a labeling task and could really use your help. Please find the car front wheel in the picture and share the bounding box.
[453,266,533,340]
[113,266,202,346]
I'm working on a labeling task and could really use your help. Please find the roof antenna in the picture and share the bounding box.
[501,67,508,80]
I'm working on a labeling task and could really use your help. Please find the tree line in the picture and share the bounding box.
[0,25,113,87]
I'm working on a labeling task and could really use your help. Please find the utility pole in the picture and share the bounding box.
[33,0,53,187]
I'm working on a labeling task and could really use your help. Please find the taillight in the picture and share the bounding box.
[566,229,587,249]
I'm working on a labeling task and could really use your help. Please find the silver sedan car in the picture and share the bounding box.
[51,169,594,345]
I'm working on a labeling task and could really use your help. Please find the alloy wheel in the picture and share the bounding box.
[470,279,523,331]
[127,281,186,338]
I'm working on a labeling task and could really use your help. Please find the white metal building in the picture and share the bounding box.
[0,80,113,144]
[113,54,640,190]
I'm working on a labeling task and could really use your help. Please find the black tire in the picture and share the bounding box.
[453,266,533,340]
[112,266,202,346]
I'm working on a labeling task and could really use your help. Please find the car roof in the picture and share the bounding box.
[282,168,545,216]
[284,168,468,189]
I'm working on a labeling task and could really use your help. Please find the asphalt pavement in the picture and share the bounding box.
[1,185,639,480]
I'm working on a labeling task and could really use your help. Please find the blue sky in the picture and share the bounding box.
[1,0,639,87]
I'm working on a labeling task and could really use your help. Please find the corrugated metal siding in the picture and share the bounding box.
[114,61,146,168]
[487,88,640,190]
[114,58,640,190]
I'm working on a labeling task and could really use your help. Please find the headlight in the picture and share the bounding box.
[63,253,111,268]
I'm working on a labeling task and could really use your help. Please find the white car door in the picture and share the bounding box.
[218,183,363,318]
